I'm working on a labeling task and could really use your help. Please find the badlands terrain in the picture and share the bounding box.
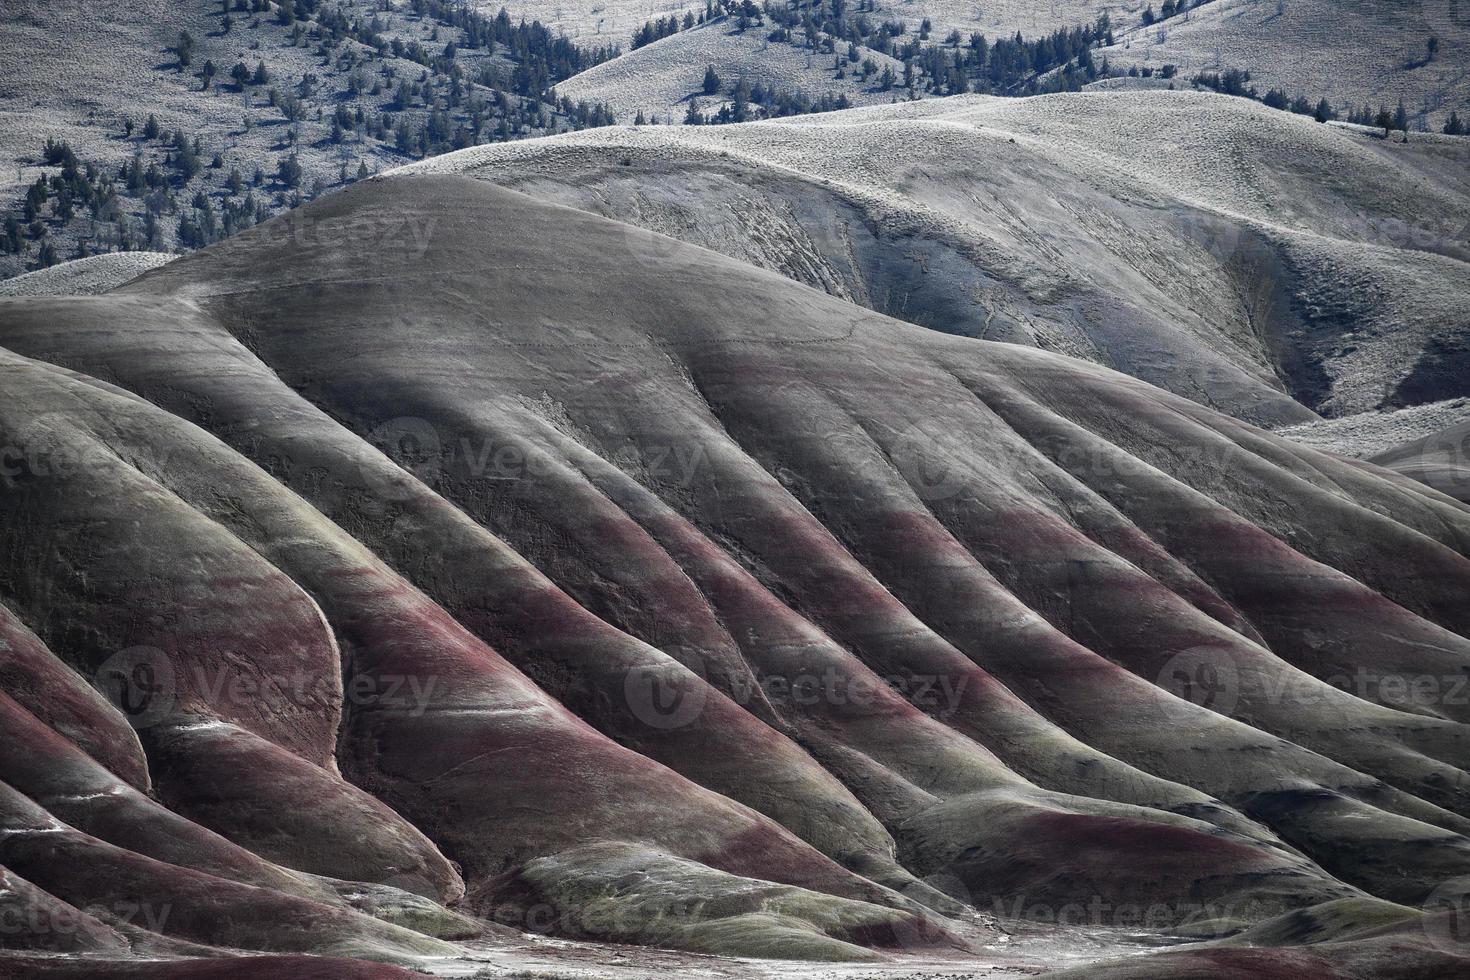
[3,0,1470,978]
[0,173,1468,977]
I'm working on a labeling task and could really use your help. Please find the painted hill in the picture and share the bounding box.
[396,89,1470,426]
[1,174,1469,976]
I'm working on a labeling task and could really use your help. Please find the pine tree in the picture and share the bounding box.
[1374,106,1392,138]
[702,64,721,95]
[1313,97,1333,122]
[1444,112,1465,136]
[277,153,302,188]
[36,239,59,268]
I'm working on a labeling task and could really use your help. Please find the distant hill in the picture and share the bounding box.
[1098,0,1470,129]
[0,251,173,296]
[0,0,619,278]
[489,0,1127,42]
[398,89,1470,424]
[554,17,908,123]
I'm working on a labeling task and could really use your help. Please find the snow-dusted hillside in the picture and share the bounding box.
[395,89,1470,425]
[554,18,908,123]
[1099,0,1470,129]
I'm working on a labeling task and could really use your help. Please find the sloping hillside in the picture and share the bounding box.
[554,17,907,123]
[396,89,1470,424]
[492,0,1129,43]
[1276,398,1470,458]
[1372,416,1470,504]
[1099,0,1470,129]
[0,251,173,296]
[0,0,614,278]
[1,174,1469,976]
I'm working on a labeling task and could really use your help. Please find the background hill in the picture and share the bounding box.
[0,0,619,278]
[1098,0,1470,130]
[2,174,1470,976]
[553,17,908,123]
[398,89,1470,425]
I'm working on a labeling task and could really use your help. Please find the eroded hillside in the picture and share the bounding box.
[0,175,1467,977]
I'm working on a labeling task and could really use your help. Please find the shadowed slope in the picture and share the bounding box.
[0,175,1467,973]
